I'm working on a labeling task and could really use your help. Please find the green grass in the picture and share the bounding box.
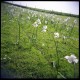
[1,3,79,78]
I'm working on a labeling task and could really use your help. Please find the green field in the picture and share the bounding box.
[1,2,79,78]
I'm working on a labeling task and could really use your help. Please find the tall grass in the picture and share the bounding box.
[1,2,79,78]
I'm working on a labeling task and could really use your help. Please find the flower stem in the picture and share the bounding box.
[74,63,75,78]
[69,24,74,37]
[54,39,59,77]
[35,27,38,41]
[17,19,20,45]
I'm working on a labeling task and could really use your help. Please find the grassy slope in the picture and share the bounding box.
[1,3,79,78]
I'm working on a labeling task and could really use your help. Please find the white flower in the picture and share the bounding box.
[42,43,45,46]
[64,17,70,22]
[66,27,69,31]
[74,19,77,24]
[36,19,41,24]
[42,29,46,32]
[51,19,54,23]
[8,57,11,60]
[33,19,41,27]
[32,22,38,27]
[45,21,47,24]
[5,55,7,57]
[64,56,69,59]
[63,36,66,39]
[3,57,6,60]
[57,18,60,21]
[64,54,78,64]
[54,32,59,38]
[27,16,30,20]
[43,25,47,30]
[42,25,47,32]
[32,14,34,17]
[40,14,41,17]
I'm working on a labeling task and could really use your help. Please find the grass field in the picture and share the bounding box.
[1,2,79,78]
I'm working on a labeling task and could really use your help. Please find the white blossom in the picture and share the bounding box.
[51,19,54,23]
[40,14,41,17]
[64,17,70,22]
[5,55,7,57]
[33,19,41,27]
[32,22,38,27]
[64,54,78,64]
[62,36,66,39]
[36,18,41,24]
[43,25,47,30]
[8,57,11,60]
[27,16,30,20]
[42,29,46,32]
[3,57,6,60]
[57,18,60,21]
[42,25,47,32]
[74,19,77,24]
[42,43,45,46]
[66,27,69,31]
[45,20,47,24]
[54,32,59,38]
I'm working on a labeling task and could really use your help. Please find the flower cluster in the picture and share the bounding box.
[64,17,70,22]
[36,19,41,25]
[32,22,38,27]
[45,20,47,24]
[32,18,41,27]
[1,55,11,61]
[54,32,59,38]
[42,25,47,32]
[74,19,77,24]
